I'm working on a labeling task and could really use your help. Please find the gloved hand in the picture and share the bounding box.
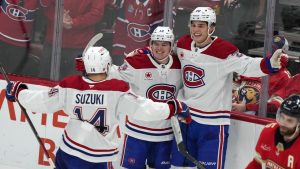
[126,47,151,57]
[167,99,192,124]
[6,81,28,102]
[265,49,283,73]
[75,55,85,72]
[270,49,282,69]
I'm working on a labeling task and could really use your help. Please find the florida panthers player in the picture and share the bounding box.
[171,7,284,169]
[246,95,300,169]
[110,26,182,169]
[5,43,190,168]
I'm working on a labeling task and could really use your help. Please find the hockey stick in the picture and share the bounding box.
[0,63,56,169]
[171,117,206,169]
[82,33,103,56]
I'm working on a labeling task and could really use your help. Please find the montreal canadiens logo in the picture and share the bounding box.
[183,65,205,88]
[127,23,151,42]
[146,84,176,102]
[5,4,28,21]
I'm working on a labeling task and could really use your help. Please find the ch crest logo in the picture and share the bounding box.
[1,1,35,21]
[183,65,205,88]
[146,84,176,102]
[127,23,151,42]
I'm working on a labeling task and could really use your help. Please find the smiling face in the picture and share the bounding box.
[190,21,214,47]
[150,41,171,64]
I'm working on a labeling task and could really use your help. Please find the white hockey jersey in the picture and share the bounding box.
[176,35,269,125]
[110,53,182,142]
[17,75,171,163]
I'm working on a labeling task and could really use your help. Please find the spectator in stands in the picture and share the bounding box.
[232,35,291,115]
[246,94,300,169]
[281,5,300,32]
[39,0,106,79]
[111,0,167,65]
[0,0,42,75]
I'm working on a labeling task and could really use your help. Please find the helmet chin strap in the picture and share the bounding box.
[283,123,300,142]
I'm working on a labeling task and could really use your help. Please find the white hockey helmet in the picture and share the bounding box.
[150,26,174,46]
[83,46,112,74]
[190,7,216,27]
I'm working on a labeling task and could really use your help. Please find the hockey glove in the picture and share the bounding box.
[126,47,151,57]
[6,81,28,102]
[265,49,282,73]
[167,99,192,124]
[75,55,85,72]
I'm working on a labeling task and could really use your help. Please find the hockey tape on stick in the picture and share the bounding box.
[171,117,206,169]
[0,63,56,169]
[82,33,103,56]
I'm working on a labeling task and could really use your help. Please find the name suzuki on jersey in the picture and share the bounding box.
[75,93,105,105]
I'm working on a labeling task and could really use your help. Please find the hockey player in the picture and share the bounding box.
[111,26,182,169]
[246,95,300,169]
[5,44,190,169]
[171,7,285,169]
[126,7,284,168]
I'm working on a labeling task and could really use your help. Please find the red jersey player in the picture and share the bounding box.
[246,95,300,169]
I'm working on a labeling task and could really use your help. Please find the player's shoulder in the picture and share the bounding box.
[98,79,130,92]
[261,123,278,134]
[59,75,83,88]
[125,53,155,69]
[171,54,181,69]
[176,35,193,50]
[203,37,238,59]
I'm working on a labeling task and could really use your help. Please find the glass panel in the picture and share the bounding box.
[0,0,47,77]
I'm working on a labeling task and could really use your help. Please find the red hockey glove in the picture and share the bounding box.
[126,47,151,57]
[167,99,192,124]
[6,81,28,102]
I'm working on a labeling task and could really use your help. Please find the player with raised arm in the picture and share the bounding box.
[171,7,284,169]
[5,42,190,168]
[111,26,183,169]
[246,95,300,169]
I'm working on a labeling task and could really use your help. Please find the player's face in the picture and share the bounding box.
[151,41,171,63]
[277,113,299,136]
[190,21,210,47]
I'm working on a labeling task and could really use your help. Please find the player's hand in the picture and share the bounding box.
[126,47,151,57]
[270,49,282,69]
[75,56,85,72]
[264,49,282,73]
[167,99,192,124]
[6,81,28,102]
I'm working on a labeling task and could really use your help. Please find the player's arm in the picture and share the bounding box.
[6,82,64,113]
[225,50,283,77]
[109,60,136,83]
[117,90,191,123]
